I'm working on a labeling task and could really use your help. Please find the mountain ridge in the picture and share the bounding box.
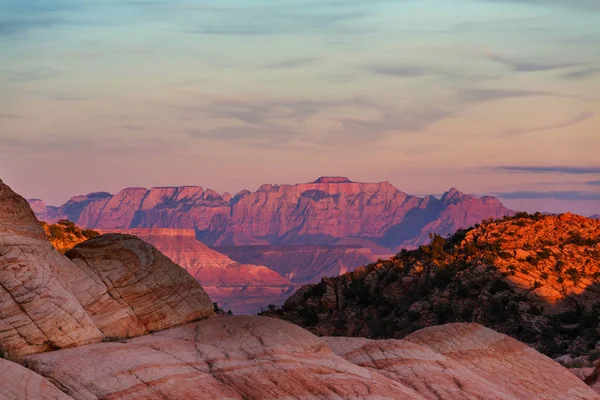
[30,178,513,250]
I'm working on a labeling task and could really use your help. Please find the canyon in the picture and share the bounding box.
[30,177,512,312]
[2,178,599,399]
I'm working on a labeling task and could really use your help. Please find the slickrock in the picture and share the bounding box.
[0,359,72,400]
[23,317,599,400]
[0,179,102,356]
[64,234,214,338]
[326,323,599,399]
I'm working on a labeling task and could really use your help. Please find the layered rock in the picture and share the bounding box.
[0,359,71,400]
[64,234,214,338]
[23,316,599,400]
[0,179,102,356]
[0,179,214,356]
[265,213,600,368]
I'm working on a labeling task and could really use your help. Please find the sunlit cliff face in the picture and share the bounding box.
[1,0,599,215]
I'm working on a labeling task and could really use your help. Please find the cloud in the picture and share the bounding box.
[3,68,59,83]
[494,166,600,174]
[588,180,600,186]
[459,89,550,102]
[484,53,577,72]
[495,190,600,201]
[366,65,434,78]
[0,114,24,119]
[562,67,600,80]
[263,57,321,69]
[505,112,594,135]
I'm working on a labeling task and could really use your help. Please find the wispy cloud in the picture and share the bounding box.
[588,180,600,186]
[3,68,59,83]
[495,190,600,201]
[459,89,550,102]
[484,53,577,72]
[562,67,600,80]
[263,57,321,69]
[505,112,594,135]
[494,166,600,174]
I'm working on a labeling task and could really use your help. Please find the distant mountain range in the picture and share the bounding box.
[30,176,513,251]
[591,214,600,220]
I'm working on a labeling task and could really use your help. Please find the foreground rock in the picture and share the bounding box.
[0,359,71,400]
[22,316,599,400]
[0,179,213,356]
[64,234,214,338]
[0,179,102,356]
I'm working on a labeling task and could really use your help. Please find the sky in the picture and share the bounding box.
[1,0,599,215]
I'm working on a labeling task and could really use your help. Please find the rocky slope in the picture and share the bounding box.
[2,178,599,399]
[97,228,297,314]
[265,213,600,369]
[30,177,511,250]
[41,220,99,254]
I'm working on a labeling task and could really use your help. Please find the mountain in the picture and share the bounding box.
[97,228,296,314]
[30,177,512,250]
[265,213,600,378]
[591,214,600,220]
[1,178,598,399]
[30,178,511,289]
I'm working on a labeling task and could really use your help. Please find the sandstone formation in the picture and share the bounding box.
[96,228,296,314]
[0,359,71,400]
[22,316,599,400]
[266,213,600,369]
[0,179,102,356]
[0,179,214,356]
[64,234,214,338]
[30,178,512,251]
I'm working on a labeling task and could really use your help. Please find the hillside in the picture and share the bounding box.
[265,213,600,367]
[41,220,99,254]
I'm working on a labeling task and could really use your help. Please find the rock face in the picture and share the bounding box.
[0,179,214,356]
[0,359,71,400]
[30,178,512,250]
[64,234,214,338]
[265,213,600,369]
[97,228,296,314]
[0,179,102,356]
[22,316,599,400]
